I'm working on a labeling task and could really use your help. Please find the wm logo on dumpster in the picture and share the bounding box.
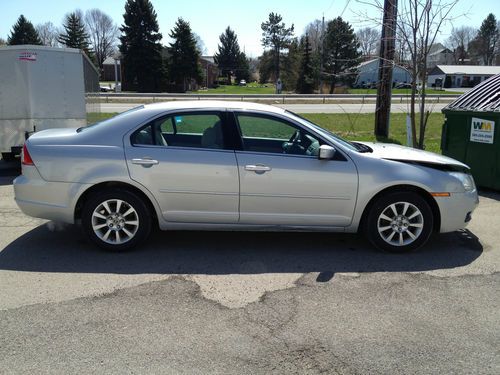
[470,117,495,144]
[472,120,493,131]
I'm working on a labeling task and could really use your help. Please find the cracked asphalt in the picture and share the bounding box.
[0,161,499,374]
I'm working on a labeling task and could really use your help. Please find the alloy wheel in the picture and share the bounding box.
[91,199,139,245]
[377,201,424,247]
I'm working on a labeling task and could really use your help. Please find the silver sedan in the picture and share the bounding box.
[14,101,479,252]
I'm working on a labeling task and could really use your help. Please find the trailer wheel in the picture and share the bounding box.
[1,153,16,162]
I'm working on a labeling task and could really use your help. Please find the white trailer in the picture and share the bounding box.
[0,45,99,160]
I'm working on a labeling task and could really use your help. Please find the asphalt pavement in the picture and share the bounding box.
[0,159,499,374]
[99,102,449,114]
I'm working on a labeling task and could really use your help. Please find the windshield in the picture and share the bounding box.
[78,106,145,132]
[285,111,360,152]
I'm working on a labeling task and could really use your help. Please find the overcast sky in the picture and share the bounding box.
[1,0,497,57]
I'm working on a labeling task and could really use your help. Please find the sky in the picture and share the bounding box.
[0,0,497,57]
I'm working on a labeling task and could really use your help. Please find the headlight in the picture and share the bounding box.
[449,172,475,192]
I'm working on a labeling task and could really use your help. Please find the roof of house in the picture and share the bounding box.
[428,43,452,55]
[444,73,500,112]
[103,56,121,65]
[357,58,408,72]
[433,65,500,75]
[201,55,215,64]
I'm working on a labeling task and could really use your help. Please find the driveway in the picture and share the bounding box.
[0,160,499,374]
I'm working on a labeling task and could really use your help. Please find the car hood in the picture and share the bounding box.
[358,142,469,170]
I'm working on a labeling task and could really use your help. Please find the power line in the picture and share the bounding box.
[325,0,336,12]
[340,0,352,18]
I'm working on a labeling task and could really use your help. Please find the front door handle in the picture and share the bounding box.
[245,164,272,173]
[132,158,159,166]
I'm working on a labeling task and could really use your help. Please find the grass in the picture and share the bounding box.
[88,112,444,154]
[300,113,443,154]
[191,84,460,96]
[192,83,276,95]
[347,88,461,95]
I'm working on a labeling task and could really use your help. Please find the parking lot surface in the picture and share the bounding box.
[0,160,499,374]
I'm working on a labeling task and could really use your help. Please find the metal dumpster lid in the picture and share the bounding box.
[443,73,500,112]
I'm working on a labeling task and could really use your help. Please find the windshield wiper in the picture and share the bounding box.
[352,142,373,153]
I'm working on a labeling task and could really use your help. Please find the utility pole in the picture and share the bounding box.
[319,14,325,94]
[374,0,398,138]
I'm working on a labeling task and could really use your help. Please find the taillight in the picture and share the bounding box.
[22,144,34,166]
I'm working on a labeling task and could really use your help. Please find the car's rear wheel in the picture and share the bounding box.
[365,191,434,252]
[82,189,151,251]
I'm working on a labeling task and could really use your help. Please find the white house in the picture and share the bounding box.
[427,65,500,88]
[426,43,454,68]
[354,59,411,88]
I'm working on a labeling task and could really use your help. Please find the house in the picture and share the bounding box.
[426,43,454,68]
[427,65,500,88]
[354,59,411,88]
[199,56,218,89]
[102,56,121,82]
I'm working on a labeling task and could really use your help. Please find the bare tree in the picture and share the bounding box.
[36,22,59,46]
[0,37,6,46]
[358,0,461,149]
[303,19,323,52]
[85,8,119,72]
[395,28,410,64]
[356,27,380,58]
[193,33,207,55]
[445,26,475,64]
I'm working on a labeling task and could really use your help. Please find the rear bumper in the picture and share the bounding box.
[436,190,479,233]
[13,172,89,224]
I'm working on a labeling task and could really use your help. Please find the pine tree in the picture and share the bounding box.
[7,15,42,45]
[257,50,274,84]
[235,52,250,83]
[168,18,202,92]
[214,27,241,85]
[261,13,294,84]
[119,0,165,92]
[281,38,301,91]
[296,34,315,94]
[58,11,92,57]
[474,14,499,65]
[324,17,360,94]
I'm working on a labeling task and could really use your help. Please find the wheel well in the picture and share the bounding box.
[74,181,159,227]
[359,185,441,233]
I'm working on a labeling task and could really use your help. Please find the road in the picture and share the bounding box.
[0,160,499,374]
[99,102,449,114]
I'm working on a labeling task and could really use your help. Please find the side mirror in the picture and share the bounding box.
[318,145,336,160]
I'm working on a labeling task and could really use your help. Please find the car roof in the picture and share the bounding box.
[141,100,287,115]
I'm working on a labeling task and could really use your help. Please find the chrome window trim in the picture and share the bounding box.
[126,108,231,152]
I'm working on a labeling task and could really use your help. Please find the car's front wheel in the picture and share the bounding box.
[82,189,152,251]
[365,191,434,252]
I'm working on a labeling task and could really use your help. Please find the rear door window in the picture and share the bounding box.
[132,112,226,150]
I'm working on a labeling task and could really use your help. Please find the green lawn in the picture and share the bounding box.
[192,83,276,95]
[300,113,443,154]
[347,88,461,95]
[88,112,444,154]
[191,84,459,96]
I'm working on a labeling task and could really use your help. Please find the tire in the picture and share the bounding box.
[1,152,16,162]
[364,191,434,253]
[82,189,152,251]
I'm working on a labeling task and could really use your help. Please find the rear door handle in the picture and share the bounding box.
[132,158,159,166]
[245,164,272,172]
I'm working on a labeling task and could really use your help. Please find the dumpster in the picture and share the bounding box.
[441,73,500,190]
